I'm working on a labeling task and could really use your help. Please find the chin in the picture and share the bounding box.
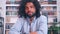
[26,13,36,18]
[28,14,33,17]
[28,15,35,18]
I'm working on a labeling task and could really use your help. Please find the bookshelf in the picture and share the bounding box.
[5,0,59,34]
[0,0,6,34]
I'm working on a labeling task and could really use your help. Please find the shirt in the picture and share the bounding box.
[9,15,48,34]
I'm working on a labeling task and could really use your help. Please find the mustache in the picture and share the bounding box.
[27,11,33,13]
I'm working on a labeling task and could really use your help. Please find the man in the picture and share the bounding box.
[9,0,48,34]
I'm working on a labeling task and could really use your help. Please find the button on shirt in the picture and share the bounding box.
[9,15,48,34]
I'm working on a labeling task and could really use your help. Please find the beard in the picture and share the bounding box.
[25,13,36,18]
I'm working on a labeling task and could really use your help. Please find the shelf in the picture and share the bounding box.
[6,22,17,24]
[48,22,57,23]
[41,4,57,6]
[6,22,16,23]
[6,4,57,6]
[6,15,18,17]
[42,10,57,12]
[6,10,18,12]
[6,4,19,6]
[6,14,18,16]
[48,15,57,17]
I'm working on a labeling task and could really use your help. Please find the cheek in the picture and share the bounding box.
[32,8,36,13]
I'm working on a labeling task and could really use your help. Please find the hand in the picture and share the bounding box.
[30,32,37,34]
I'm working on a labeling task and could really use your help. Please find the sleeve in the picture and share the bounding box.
[37,16,48,34]
[9,18,23,34]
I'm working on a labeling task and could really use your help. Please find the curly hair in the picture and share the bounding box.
[18,0,41,19]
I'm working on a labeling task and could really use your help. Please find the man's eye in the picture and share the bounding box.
[30,6,33,8]
[30,6,35,8]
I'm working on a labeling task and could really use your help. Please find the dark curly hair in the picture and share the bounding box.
[18,0,41,19]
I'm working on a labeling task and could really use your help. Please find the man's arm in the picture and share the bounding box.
[37,16,48,34]
[9,18,23,34]
[30,16,48,34]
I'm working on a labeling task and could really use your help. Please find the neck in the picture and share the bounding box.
[29,17,34,23]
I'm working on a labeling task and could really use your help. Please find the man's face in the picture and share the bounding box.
[25,2,36,17]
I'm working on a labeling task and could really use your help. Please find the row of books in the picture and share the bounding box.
[6,0,56,4]
[6,6,57,11]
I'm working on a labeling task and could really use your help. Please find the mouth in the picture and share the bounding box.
[28,12,32,15]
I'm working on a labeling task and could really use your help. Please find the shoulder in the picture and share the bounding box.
[17,17,24,21]
[37,15,47,22]
[14,17,25,25]
[11,17,25,28]
[40,15,47,19]
[37,15,47,20]
[17,17,25,22]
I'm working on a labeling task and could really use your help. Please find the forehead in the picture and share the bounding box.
[25,2,34,6]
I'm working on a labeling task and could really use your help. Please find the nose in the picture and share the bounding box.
[28,7,31,11]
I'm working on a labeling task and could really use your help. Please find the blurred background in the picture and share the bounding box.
[0,0,60,34]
